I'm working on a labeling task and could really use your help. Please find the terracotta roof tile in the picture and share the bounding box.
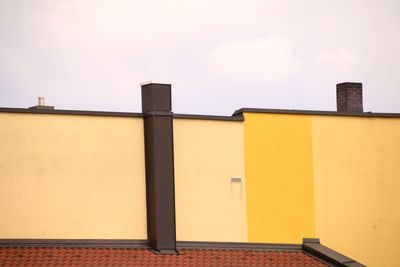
[0,247,327,267]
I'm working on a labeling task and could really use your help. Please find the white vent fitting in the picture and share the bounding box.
[38,97,45,106]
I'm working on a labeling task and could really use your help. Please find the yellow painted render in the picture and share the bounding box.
[312,116,400,267]
[0,113,147,239]
[174,119,247,242]
[243,113,315,244]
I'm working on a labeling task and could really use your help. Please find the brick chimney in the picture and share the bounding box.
[336,82,363,112]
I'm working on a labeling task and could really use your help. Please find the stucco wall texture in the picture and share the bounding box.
[243,113,316,244]
[1,110,399,267]
[312,116,400,267]
[174,118,247,242]
[0,113,147,239]
[242,112,400,267]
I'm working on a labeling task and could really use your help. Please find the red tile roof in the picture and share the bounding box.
[0,247,327,267]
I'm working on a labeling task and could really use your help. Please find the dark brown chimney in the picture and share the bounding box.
[336,82,363,112]
[141,82,177,255]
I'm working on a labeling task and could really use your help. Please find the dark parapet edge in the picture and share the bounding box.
[234,107,400,118]
[2,106,400,120]
[4,106,400,120]
[0,239,149,249]
[302,238,367,267]
[174,113,244,122]
[176,241,302,251]
[0,107,143,118]
[0,239,301,252]
[0,107,244,121]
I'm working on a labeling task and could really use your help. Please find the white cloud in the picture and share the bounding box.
[315,49,358,72]
[207,35,299,85]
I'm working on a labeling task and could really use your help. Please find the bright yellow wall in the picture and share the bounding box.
[312,116,400,267]
[0,113,147,239]
[174,119,247,242]
[243,113,315,244]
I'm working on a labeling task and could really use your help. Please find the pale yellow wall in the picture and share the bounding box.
[0,113,147,239]
[174,119,247,242]
[312,116,400,267]
[243,113,316,244]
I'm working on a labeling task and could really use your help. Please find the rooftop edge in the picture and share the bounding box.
[233,108,400,118]
[1,106,400,120]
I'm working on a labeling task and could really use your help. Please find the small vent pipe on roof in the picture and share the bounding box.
[28,97,54,110]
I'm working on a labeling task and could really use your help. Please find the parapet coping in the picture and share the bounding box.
[2,106,400,121]
[233,108,400,118]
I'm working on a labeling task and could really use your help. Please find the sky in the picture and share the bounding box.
[0,0,399,115]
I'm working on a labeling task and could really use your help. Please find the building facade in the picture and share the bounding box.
[1,82,399,266]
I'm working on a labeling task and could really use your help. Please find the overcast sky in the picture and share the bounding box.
[1,0,399,115]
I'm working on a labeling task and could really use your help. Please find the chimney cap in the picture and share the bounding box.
[140,81,172,86]
[337,82,362,86]
[140,81,153,86]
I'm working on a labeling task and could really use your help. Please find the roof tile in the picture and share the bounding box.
[0,247,328,267]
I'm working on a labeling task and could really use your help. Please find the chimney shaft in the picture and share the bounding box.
[141,82,177,254]
[336,82,363,112]
[38,97,45,106]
